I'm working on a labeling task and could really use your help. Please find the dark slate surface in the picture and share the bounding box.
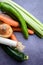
[0,0,43,65]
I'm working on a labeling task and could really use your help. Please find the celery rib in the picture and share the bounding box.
[3,0,43,38]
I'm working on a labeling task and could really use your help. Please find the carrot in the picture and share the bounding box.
[28,29,34,35]
[12,27,21,32]
[0,21,4,24]
[10,34,18,41]
[12,27,34,35]
[0,14,19,27]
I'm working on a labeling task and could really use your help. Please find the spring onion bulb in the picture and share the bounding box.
[0,37,25,51]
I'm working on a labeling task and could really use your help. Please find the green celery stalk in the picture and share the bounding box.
[2,0,43,37]
[2,0,43,30]
[9,0,43,28]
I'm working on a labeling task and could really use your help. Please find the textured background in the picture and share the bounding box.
[0,0,43,65]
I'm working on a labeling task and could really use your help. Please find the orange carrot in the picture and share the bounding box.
[0,14,19,27]
[28,29,34,35]
[12,27,34,35]
[12,27,21,32]
[10,34,18,41]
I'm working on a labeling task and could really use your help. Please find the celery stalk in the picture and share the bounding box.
[2,0,43,37]
[8,2,43,30]
[2,0,43,30]
[10,0,43,28]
